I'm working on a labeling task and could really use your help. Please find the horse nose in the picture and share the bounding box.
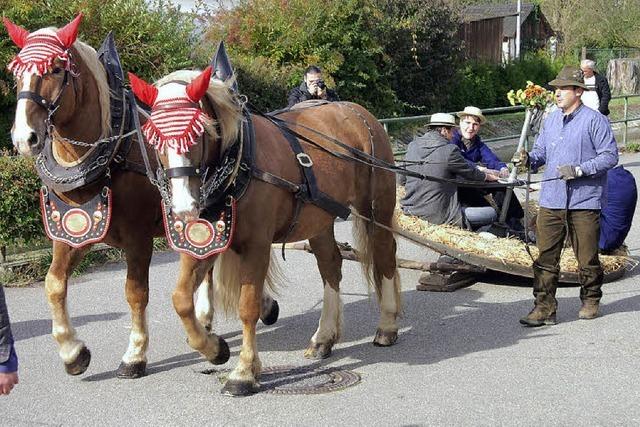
[28,132,39,148]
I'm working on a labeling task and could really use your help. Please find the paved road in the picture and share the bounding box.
[4,152,640,426]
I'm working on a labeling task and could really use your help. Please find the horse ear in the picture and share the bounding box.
[128,72,158,107]
[3,17,30,49]
[186,66,212,102]
[56,13,83,49]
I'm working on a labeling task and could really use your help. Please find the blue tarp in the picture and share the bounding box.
[600,166,637,251]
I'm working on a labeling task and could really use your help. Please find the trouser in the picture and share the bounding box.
[458,187,524,220]
[533,208,604,312]
[461,206,497,230]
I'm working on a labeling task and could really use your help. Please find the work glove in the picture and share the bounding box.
[498,167,510,178]
[557,165,583,180]
[511,149,529,166]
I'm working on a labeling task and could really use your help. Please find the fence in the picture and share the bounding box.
[380,94,640,155]
[579,47,640,70]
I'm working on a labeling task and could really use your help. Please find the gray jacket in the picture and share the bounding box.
[400,130,486,226]
[0,286,16,372]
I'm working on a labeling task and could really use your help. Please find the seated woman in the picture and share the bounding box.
[399,113,499,230]
[451,106,525,230]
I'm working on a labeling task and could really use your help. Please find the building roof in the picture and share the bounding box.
[462,3,537,38]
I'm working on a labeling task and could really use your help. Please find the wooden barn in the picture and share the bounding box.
[458,3,555,63]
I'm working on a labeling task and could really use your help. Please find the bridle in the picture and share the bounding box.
[154,98,208,181]
[17,68,74,126]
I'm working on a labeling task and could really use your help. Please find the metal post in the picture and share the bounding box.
[383,122,388,134]
[499,108,533,224]
[581,46,587,61]
[624,95,629,146]
[515,0,521,60]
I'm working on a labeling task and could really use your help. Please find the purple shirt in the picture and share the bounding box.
[530,104,618,209]
[450,129,507,171]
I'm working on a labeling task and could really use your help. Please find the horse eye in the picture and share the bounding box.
[52,67,62,75]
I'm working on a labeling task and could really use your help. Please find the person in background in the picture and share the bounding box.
[287,65,339,108]
[516,65,618,327]
[399,113,499,229]
[451,106,525,229]
[599,166,637,253]
[580,59,611,116]
[0,286,19,395]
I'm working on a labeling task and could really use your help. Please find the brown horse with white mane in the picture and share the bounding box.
[130,65,402,396]
[2,15,270,378]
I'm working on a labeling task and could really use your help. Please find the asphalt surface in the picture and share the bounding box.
[3,152,640,426]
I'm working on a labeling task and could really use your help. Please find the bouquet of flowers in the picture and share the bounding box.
[507,81,554,110]
[507,81,555,135]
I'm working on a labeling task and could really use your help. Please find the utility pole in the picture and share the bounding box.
[515,0,521,59]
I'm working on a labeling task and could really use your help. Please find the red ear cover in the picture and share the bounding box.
[56,13,83,48]
[185,66,212,102]
[128,72,158,107]
[3,17,30,48]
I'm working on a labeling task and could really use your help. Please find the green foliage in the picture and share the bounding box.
[199,0,399,115]
[198,0,465,116]
[449,51,564,110]
[623,142,640,153]
[0,155,43,246]
[374,0,463,114]
[0,0,197,150]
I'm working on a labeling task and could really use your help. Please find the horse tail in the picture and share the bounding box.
[213,249,283,317]
[352,211,402,316]
[349,103,402,317]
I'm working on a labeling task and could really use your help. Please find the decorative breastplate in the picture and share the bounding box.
[40,186,112,248]
[162,197,235,259]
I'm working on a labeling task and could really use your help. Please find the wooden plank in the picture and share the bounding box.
[416,271,477,292]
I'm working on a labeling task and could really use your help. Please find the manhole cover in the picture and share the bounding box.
[201,365,361,395]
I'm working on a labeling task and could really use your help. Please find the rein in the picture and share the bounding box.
[17,69,72,114]
[260,106,559,190]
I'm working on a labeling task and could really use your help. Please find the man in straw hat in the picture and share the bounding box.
[452,106,525,230]
[399,113,499,229]
[515,65,618,326]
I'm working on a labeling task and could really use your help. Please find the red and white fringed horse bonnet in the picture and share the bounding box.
[3,14,83,78]
[129,67,214,155]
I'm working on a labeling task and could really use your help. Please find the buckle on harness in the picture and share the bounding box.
[296,153,313,168]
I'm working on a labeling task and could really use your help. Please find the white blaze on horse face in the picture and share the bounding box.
[168,149,199,220]
[12,72,38,155]
[158,82,200,220]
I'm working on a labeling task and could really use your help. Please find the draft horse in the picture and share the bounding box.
[129,65,402,396]
[2,15,275,378]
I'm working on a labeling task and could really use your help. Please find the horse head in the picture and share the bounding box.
[3,14,108,159]
[130,66,241,222]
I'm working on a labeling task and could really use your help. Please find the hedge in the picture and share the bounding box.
[0,155,43,247]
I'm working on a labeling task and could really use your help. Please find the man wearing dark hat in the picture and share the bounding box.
[515,66,618,326]
[400,113,499,228]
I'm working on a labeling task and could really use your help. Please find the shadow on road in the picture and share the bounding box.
[71,282,640,384]
[12,312,127,341]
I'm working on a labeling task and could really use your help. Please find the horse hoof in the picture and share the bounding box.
[260,299,279,326]
[116,361,147,379]
[304,342,332,360]
[373,328,398,347]
[221,380,259,397]
[208,336,230,365]
[64,346,91,376]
